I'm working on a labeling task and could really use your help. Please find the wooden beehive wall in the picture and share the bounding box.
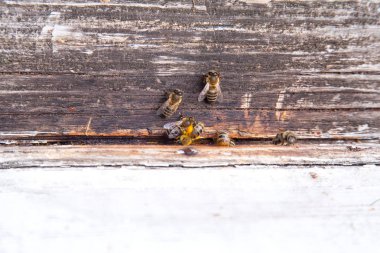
[0,0,379,143]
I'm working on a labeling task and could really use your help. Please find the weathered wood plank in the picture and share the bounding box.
[1,74,379,93]
[1,0,379,74]
[0,0,379,141]
[0,144,379,168]
[0,109,379,140]
[1,88,379,113]
[1,75,379,110]
[0,75,378,140]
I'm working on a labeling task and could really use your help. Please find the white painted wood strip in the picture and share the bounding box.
[0,166,379,253]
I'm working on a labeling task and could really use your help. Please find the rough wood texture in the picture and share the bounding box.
[1,143,379,168]
[0,0,379,142]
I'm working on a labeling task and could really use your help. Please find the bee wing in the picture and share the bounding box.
[167,127,182,139]
[170,100,181,113]
[163,120,182,130]
[216,84,224,102]
[156,99,170,116]
[198,82,210,102]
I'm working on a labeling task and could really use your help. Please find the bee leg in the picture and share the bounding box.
[178,112,184,120]
[165,91,172,98]
[272,134,280,145]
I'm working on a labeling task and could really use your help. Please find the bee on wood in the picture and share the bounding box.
[215,131,235,146]
[163,121,183,139]
[272,131,297,146]
[180,117,204,140]
[157,89,183,118]
[179,135,193,146]
[164,117,204,146]
[180,117,196,136]
[163,117,195,140]
[198,70,223,103]
[190,122,204,139]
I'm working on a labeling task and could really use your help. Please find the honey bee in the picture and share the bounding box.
[198,70,223,103]
[164,117,204,146]
[180,117,195,136]
[163,117,195,140]
[215,131,235,146]
[163,121,183,139]
[157,89,183,118]
[272,131,297,145]
[190,122,204,139]
[179,135,193,146]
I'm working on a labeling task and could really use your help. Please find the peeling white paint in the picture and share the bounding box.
[283,86,380,94]
[240,0,271,3]
[153,56,197,75]
[51,25,86,53]
[52,25,84,42]
[275,90,286,120]
[310,74,380,82]
[240,93,252,109]
[327,125,379,139]
[193,26,256,33]
[0,90,78,94]
[39,11,61,40]
[97,33,129,43]
[342,63,380,72]
[85,117,93,136]
[128,44,159,49]
[4,1,207,11]
[153,56,196,65]
[0,140,17,145]
[313,25,380,38]
[325,45,334,53]
[0,131,56,136]
[83,49,94,55]
[332,94,341,102]
[358,124,369,132]
[275,90,286,110]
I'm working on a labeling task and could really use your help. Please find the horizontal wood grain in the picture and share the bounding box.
[0,109,378,140]
[0,0,379,142]
[1,75,379,110]
[1,143,379,168]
